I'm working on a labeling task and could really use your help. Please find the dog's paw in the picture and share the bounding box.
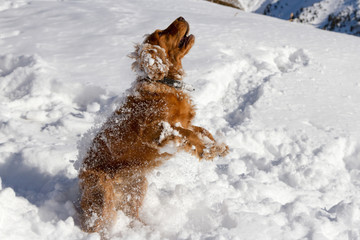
[200,142,229,160]
[217,143,229,157]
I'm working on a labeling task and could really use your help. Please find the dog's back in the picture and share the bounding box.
[81,81,195,175]
[79,80,196,234]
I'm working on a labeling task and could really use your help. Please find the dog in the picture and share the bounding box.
[79,16,229,235]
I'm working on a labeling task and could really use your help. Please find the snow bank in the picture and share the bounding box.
[0,0,360,239]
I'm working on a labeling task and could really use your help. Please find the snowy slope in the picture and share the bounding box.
[1,0,360,239]
[219,0,270,12]
[218,0,360,36]
[260,0,360,34]
[259,0,360,36]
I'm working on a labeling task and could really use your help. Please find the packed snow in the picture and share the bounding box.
[1,0,360,239]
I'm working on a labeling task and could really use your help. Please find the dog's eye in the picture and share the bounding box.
[158,31,163,36]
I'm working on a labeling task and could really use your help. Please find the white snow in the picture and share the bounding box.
[1,0,360,239]
[232,0,360,36]
[237,0,271,12]
[158,121,181,144]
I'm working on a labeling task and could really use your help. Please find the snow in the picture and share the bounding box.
[237,0,271,12]
[1,0,360,239]
[246,0,360,36]
[158,121,181,144]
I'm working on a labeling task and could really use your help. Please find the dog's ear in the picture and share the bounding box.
[130,43,171,81]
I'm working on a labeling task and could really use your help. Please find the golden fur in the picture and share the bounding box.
[79,17,229,235]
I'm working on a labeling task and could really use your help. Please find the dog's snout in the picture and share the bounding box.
[177,16,185,22]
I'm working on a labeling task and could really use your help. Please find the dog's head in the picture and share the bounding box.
[131,17,195,81]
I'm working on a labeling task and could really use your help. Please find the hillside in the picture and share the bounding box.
[217,0,360,36]
[1,0,360,239]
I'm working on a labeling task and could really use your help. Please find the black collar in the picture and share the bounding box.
[142,77,195,92]
[158,77,184,89]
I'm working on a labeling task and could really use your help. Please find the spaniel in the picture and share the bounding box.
[79,16,229,235]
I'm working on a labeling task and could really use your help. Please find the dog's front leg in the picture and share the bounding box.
[158,123,228,160]
[190,125,229,159]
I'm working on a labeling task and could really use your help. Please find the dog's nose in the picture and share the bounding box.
[177,16,185,22]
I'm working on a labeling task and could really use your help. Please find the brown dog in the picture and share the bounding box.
[79,17,228,235]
